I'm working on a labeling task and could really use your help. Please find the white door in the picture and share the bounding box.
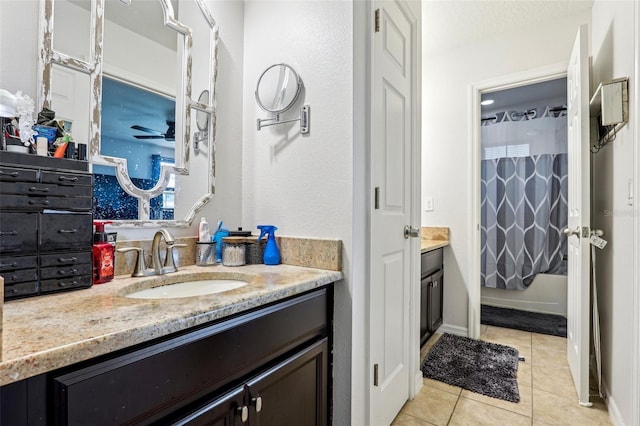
[566,23,591,406]
[370,1,418,424]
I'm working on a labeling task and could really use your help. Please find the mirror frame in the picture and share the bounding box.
[38,0,218,227]
[255,63,302,114]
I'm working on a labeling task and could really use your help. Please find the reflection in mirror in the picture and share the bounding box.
[53,0,91,60]
[255,64,301,113]
[94,77,175,220]
[196,90,210,130]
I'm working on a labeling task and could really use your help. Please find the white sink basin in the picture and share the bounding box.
[126,279,248,299]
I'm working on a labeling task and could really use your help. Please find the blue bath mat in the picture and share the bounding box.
[481,304,567,337]
[421,333,520,402]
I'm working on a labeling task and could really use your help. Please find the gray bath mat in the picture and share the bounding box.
[481,304,567,337]
[421,333,520,402]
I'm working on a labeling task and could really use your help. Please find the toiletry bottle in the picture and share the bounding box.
[257,225,280,265]
[198,217,210,242]
[93,221,115,284]
[214,223,229,263]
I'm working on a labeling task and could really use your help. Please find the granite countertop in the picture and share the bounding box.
[420,226,450,253]
[0,264,342,386]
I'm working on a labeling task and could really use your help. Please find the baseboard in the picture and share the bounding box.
[436,323,468,337]
[603,378,624,426]
[414,370,423,396]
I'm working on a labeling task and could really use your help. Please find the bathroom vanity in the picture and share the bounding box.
[0,264,340,425]
[419,228,449,345]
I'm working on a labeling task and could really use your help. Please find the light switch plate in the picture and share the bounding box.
[424,196,434,212]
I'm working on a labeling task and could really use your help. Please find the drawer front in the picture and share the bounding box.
[41,262,92,280]
[40,275,92,293]
[421,248,443,277]
[53,288,329,425]
[40,251,92,267]
[1,268,38,285]
[0,255,38,272]
[0,212,38,252]
[1,182,92,198]
[40,213,93,250]
[0,166,37,183]
[5,281,39,299]
[41,171,92,187]
[0,194,92,211]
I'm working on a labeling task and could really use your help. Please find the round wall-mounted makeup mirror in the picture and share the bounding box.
[196,90,210,131]
[255,63,301,114]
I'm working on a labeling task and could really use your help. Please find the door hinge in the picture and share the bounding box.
[373,363,379,386]
[374,9,381,33]
[374,187,380,209]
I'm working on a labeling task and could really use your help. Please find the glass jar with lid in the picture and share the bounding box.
[222,236,247,266]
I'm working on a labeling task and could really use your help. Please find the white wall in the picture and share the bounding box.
[421,10,591,332]
[241,2,353,424]
[591,1,637,424]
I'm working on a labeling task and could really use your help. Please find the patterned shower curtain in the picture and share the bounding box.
[481,154,568,290]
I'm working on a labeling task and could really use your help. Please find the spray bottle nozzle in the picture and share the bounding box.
[93,220,113,233]
[257,225,278,241]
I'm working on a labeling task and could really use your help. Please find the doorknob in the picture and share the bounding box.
[404,225,420,239]
[563,226,581,237]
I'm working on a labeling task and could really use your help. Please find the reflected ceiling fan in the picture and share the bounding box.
[131,120,175,141]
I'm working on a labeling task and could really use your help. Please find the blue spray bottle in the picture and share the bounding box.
[257,225,280,265]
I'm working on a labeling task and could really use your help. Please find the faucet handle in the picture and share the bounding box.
[117,247,149,277]
[163,243,187,272]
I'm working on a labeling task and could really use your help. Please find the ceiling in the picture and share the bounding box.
[481,77,567,115]
[423,0,594,56]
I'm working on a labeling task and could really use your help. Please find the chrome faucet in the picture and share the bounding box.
[118,229,186,277]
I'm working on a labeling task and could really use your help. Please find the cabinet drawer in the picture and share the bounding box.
[421,248,443,277]
[5,281,39,299]
[1,182,92,198]
[1,194,92,211]
[41,171,92,187]
[53,288,329,425]
[1,268,38,285]
[40,213,92,250]
[40,251,92,267]
[0,255,37,272]
[40,262,92,280]
[0,166,37,182]
[40,274,92,293]
[0,212,38,252]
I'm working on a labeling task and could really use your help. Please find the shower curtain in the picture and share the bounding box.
[481,108,568,290]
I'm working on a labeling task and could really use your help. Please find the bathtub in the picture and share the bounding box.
[481,273,567,317]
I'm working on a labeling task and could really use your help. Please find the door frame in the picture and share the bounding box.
[633,1,640,423]
[468,62,569,338]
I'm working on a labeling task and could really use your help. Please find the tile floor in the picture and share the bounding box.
[393,326,611,426]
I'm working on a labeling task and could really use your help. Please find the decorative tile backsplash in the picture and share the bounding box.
[114,236,342,277]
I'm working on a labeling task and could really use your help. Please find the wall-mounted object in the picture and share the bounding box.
[255,64,310,134]
[589,77,628,152]
[193,90,210,155]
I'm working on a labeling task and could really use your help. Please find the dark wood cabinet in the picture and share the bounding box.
[420,248,444,345]
[0,152,93,300]
[1,286,333,426]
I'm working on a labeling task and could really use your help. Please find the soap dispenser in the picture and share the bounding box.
[257,225,280,265]
[93,221,115,284]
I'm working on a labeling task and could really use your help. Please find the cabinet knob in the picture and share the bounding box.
[237,406,249,423]
[252,396,263,413]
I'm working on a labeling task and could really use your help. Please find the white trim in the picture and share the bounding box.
[436,323,468,337]
[468,62,569,339]
[603,378,624,426]
[632,1,640,424]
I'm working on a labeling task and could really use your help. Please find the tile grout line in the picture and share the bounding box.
[446,393,462,425]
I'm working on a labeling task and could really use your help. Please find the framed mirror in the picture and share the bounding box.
[255,64,301,114]
[38,0,218,226]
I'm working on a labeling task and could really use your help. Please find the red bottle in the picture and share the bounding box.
[93,221,114,284]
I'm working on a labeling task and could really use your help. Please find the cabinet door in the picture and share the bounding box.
[246,338,328,426]
[420,277,429,344]
[428,270,443,333]
[170,386,246,426]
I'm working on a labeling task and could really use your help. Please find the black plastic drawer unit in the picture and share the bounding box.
[0,152,93,300]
